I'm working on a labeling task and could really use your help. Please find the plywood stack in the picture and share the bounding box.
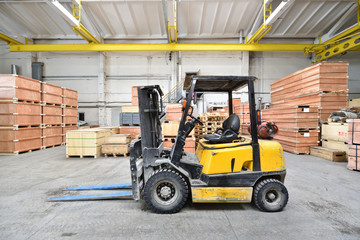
[66,128,111,158]
[101,134,131,157]
[347,119,360,171]
[131,86,140,105]
[262,106,320,154]
[166,103,183,121]
[194,113,227,148]
[41,82,63,147]
[0,75,42,154]
[271,62,348,122]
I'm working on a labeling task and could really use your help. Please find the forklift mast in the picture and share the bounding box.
[137,85,164,166]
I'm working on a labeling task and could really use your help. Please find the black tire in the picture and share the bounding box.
[144,169,189,214]
[253,178,289,212]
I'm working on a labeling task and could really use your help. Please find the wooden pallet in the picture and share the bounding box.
[310,146,347,162]
[102,143,129,157]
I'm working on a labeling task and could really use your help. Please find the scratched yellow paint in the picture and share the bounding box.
[191,187,253,203]
[196,139,285,175]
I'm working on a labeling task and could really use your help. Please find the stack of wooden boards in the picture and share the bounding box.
[0,74,78,155]
[162,103,195,153]
[119,86,141,140]
[260,62,348,154]
[194,113,227,148]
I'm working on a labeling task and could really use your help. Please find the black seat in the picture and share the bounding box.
[203,114,240,144]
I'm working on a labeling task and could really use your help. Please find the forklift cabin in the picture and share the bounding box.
[130,75,288,214]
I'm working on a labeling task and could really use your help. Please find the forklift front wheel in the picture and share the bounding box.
[144,169,189,214]
[253,178,289,212]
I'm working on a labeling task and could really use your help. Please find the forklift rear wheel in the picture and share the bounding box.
[254,178,288,212]
[144,169,189,214]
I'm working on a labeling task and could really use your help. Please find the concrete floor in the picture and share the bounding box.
[0,146,359,240]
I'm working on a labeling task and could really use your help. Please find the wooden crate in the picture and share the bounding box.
[322,139,349,155]
[0,114,41,126]
[275,129,319,147]
[122,105,139,113]
[101,143,130,157]
[162,121,181,137]
[41,82,62,96]
[0,126,42,141]
[348,98,360,108]
[62,107,77,117]
[0,75,42,102]
[42,135,62,147]
[347,119,360,145]
[0,137,42,154]
[42,93,62,105]
[321,122,348,142]
[42,126,62,137]
[99,126,120,134]
[62,97,77,107]
[0,101,41,115]
[66,129,111,158]
[132,96,138,105]
[42,115,62,125]
[348,145,359,171]
[119,126,141,140]
[0,88,41,102]
[0,74,41,91]
[42,105,62,116]
[310,146,347,162]
[63,116,77,124]
[104,134,131,144]
[62,88,78,99]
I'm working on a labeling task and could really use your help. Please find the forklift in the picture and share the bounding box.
[50,75,288,214]
[130,75,288,213]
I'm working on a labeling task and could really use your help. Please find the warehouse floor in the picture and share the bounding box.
[0,147,359,240]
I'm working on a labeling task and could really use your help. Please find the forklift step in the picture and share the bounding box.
[65,183,132,191]
[47,191,133,201]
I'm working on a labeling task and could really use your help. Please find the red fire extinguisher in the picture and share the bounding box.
[248,121,279,139]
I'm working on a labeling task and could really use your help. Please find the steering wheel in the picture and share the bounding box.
[188,113,203,125]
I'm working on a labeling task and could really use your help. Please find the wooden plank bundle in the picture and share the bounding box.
[66,128,111,158]
[262,106,320,154]
[0,75,78,154]
[131,86,141,105]
[0,75,42,154]
[347,119,360,171]
[270,62,348,122]
[119,126,141,140]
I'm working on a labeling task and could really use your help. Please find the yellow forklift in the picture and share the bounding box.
[130,75,288,213]
[50,75,288,214]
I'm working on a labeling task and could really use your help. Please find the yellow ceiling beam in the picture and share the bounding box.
[168,0,177,43]
[0,32,24,45]
[10,43,316,52]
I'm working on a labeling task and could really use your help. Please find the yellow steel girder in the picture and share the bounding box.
[9,43,316,52]
[316,33,360,62]
[0,33,23,45]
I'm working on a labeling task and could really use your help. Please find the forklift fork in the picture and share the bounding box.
[47,183,133,201]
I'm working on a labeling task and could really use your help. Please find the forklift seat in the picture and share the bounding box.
[203,114,240,144]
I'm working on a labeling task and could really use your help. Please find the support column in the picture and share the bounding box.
[170,51,179,102]
[239,31,250,102]
[98,52,107,126]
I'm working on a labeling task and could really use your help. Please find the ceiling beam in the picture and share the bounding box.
[10,43,316,52]
[0,32,24,45]
[46,0,100,43]
[247,0,294,44]
[315,4,357,44]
